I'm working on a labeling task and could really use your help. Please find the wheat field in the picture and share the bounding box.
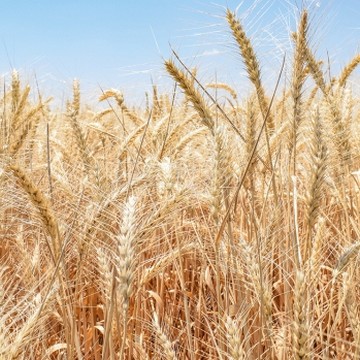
[0,6,360,360]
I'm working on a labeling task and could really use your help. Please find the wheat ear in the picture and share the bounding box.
[206,82,237,101]
[334,242,360,278]
[153,312,177,360]
[225,315,246,359]
[303,45,327,96]
[152,84,162,121]
[343,271,360,334]
[210,125,233,223]
[226,9,274,134]
[293,270,310,360]
[338,54,360,87]
[11,69,21,112]
[116,195,137,312]
[245,97,257,183]
[67,81,93,175]
[10,100,49,157]
[289,10,308,171]
[12,85,30,125]
[305,107,327,260]
[9,164,60,262]
[164,59,214,133]
[116,195,138,358]
[99,89,143,126]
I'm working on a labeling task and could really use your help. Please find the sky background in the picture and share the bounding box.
[0,0,359,106]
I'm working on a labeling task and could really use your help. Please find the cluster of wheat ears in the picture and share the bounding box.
[0,6,360,360]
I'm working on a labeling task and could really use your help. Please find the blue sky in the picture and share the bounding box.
[0,0,359,104]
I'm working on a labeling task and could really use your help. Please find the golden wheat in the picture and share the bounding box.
[1,5,360,359]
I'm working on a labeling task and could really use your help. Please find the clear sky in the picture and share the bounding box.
[0,0,359,104]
